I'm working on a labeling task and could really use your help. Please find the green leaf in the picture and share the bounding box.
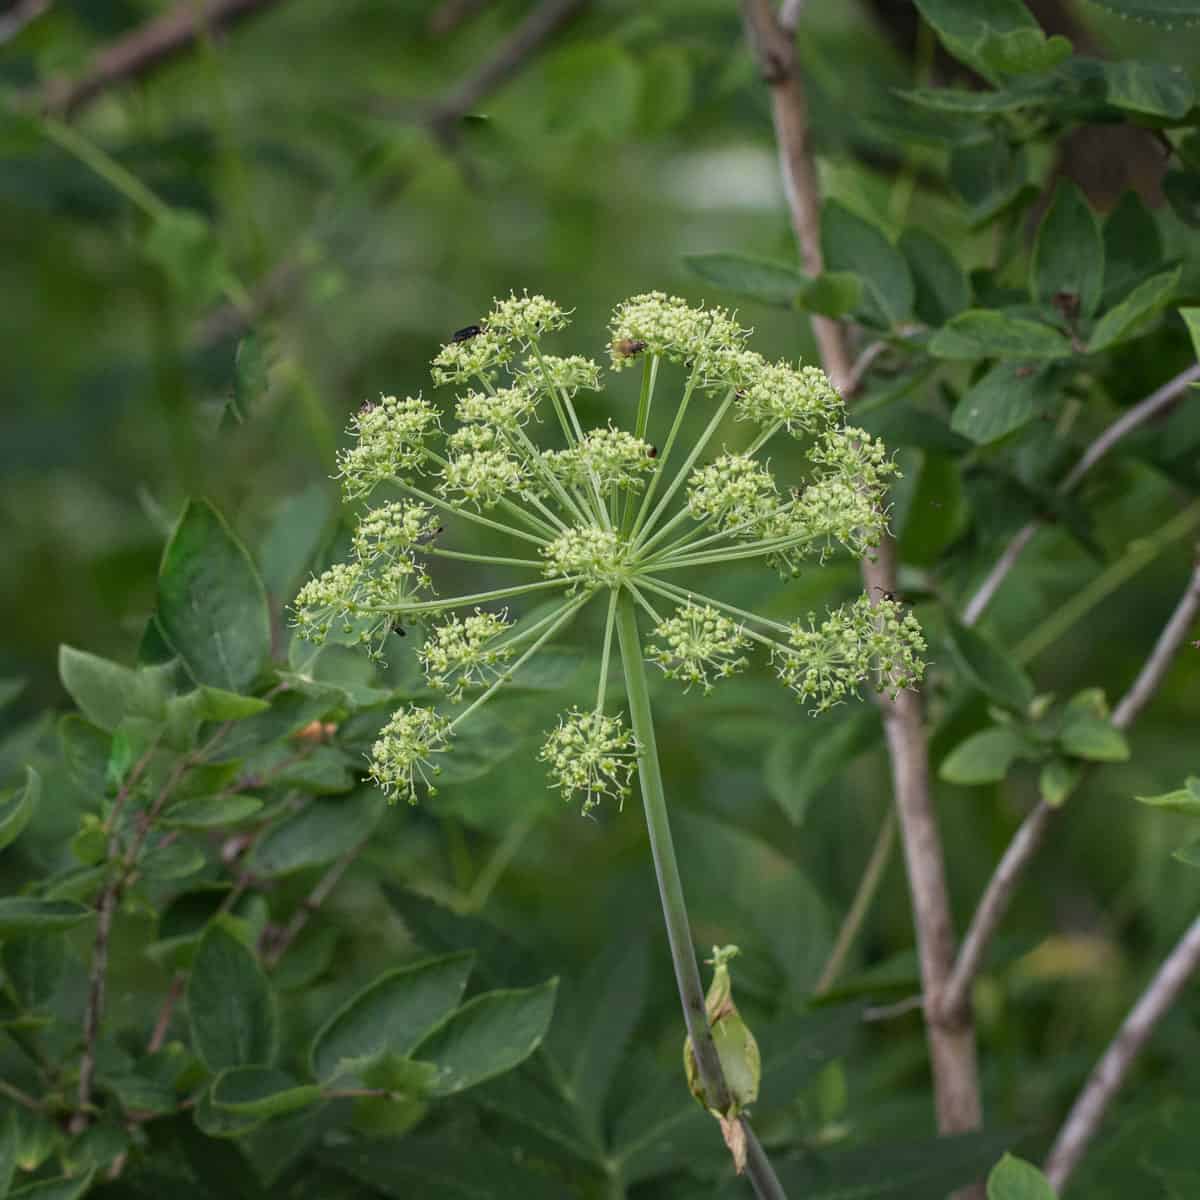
[1164,169,1200,229]
[141,841,207,880]
[931,310,1071,360]
[988,1153,1058,1199]
[682,252,805,308]
[1060,714,1130,762]
[952,363,1057,444]
[544,42,640,140]
[821,200,913,325]
[1174,839,1200,869]
[211,1067,322,1118]
[58,646,140,733]
[10,1170,96,1200]
[259,484,335,602]
[1039,758,1080,807]
[232,333,269,422]
[1083,0,1200,26]
[1103,60,1195,120]
[946,621,1035,711]
[252,788,383,876]
[899,228,970,326]
[3,932,66,1009]
[310,952,475,1082]
[797,271,864,318]
[162,794,264,830]
[913,0,1072,78]
[0,898,91,939]
[1088,267,1181,352]
[1136,777,1200,815]
[192,1082,265,1139]
[765,708,881,825]
[0,767,39,852]
[950,135,1029,226]
[188,920,277,1071]
[940,727,1025,785]
[1102,193,1163,307]
[156,500,271,694]
[771,1131,1019,1199]
[1181,308,1200,360]
[1033,181,1103,318]
[552,937,649,1127]
[321,1136,571,1200]
[414,978,558,1096]
[897,452,969,566]
[0,1110,15,1197]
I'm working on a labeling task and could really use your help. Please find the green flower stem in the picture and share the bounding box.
[614,590,786,1200]
[522,353,578,449]
[451,596,588,730]
[653,529,818,571]
[621,355,661,534]
[511,426,590,527]
[596,589,619,712]
[367,577,576,617]
[628,360,705,541]
[634,503,699,560]
[744,419,784,458]
[424,446,566,539]
[625,581,665,626]
[424,547,544,570]
[639,577,792,638]
[643,510,765,566]
[396,481,549,547]
[633,388,735,550]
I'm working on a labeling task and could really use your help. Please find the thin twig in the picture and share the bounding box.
[39,0,284,118]
[427,0,589,142]
[742,0,982,1144]
[814,808,896,995]
[428,0,494,36]
[146,975,185,1055]
[740,0,854,392]
[262,836,369,970]
[963,362,1200,626]
[942,558,1200,1020]
[1043,913,1200,1190]
[0,0,51,44]
[0,1077,43,1111]
[70,744,158,1135]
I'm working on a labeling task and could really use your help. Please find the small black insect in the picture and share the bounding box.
[614,338,647,359]
[647,445,658,459]
[872,585,899,603]
[452,324,485,342]
[392,621,407,637]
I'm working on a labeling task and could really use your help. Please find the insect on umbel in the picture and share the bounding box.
[451,324,485,342]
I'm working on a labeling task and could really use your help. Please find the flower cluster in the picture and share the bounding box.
[647,602,750,693]
[539,708,638,813]
[545,426,656,494]
[773,594,926,713]
[370,706,452,804]
[420,609,513,702]
[608,291,748,373]
[294,290,923,812]
[337,395,440,499]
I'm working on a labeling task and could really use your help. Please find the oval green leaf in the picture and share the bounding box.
[946,621,1034,712]
[0,898,91,939]
[156,500,271,694]
[413,977,558,1097]
[310,952,475,1082]
[188,920,277,1071]
[987,1152,1057,1199]
[0,767,39,852]
[940,727,1025,786]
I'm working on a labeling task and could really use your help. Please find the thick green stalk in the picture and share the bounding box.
[614,589,787,1200]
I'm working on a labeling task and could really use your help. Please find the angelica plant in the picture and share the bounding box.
[294,290,924,1192]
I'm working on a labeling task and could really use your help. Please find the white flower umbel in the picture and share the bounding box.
[295,289,923,812]
[294,290,924,1195]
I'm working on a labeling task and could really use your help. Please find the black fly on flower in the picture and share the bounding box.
[292,289,926,811]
